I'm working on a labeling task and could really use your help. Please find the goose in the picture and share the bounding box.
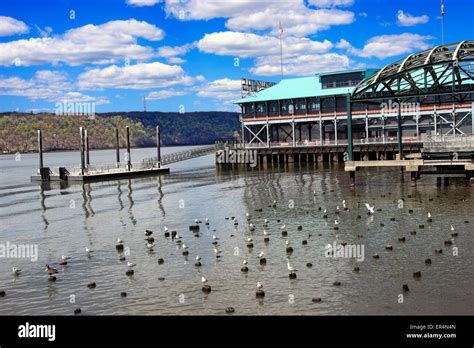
[144,230,153,236]
[45,264,58,275]
[365,203,375,214]
[12,267,21,275]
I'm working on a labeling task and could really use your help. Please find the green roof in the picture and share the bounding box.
[234,69,378,104]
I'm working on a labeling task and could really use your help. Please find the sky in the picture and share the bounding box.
[0,0,472,113]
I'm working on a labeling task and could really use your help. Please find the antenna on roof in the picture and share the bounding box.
[279,21,284,80]
[440,0,445,45]
[143,96,147,113]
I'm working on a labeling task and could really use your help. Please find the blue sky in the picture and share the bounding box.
[0,0,472,113]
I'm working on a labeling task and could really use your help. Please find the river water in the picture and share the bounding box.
[0,147,473,315]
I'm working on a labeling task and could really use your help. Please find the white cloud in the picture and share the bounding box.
[251,53,351,76]
[196,78,241,103]
[0,70,109,104]
[0,19,164,66]
[147,89,188,100]
[197,31,332,58]
[77,62,194,90]
[166,0,354,37]
[336,33,434,59]
[126,0,162,6]
[396,11,429,26]
[308,0,354,8]
[0,16,29,37]
[156,43,194,63]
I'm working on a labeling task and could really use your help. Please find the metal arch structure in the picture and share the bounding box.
[351,40,474,103]
[345,41,474,163]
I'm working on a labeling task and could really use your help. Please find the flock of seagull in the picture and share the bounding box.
[3,191,469,313]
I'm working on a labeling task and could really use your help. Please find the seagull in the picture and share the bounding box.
[264,219,269,223]
[61,255,71,260]
[249,223,255,231]
[213,235,219,240]
[323,209,327,214]
[336,205,340,212]
[263,230,270,236]
[12,267,22,275]
[146,242,155,249]
[287,262,297,272]
[182,244,189,250]
[334,220,339,225]
[243,259,248,265]
[127,262,136,268]
[342,200,347,209]
[280,224,286,230]
[313,190,316,196]
[163,226,169,232]
[213,248,222,258]
[428,212,432,218]
[195,256,201,261]
[201,276,208,284]
[365,203,375,214]
[257,251,265,259]
[256,281,263,289]
[194,219,199,224]
[246,213,251,220]
[85,247,94,254]
[247,237,253,242]
[117,238,124,244]
[450,225,455,231]
[205,218,210,224]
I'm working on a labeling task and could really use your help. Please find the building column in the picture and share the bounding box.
[346,94,354,161]
[334,117,338,145]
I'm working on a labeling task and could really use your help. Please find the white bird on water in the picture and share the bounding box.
[280,224,286,230]
[263,230,270,236]
[146,242,155,249]
[342,200,347,209]
[264,218,269,223]
[287,262,297,272]
[313,190,317,196]
[451,225,455,231]
[205,218,209,223]
[182,244,188,251]
[12,267,22,275]
[243,259,248,265]
[323,209,327,214]
[196,256,201,261]
[256,281,263,289]
[334,220,339,225]
[201,276,208,284]
[117,238,123,244]
[247,237,253,242]
[61,255,71,260]
[127,262,136,268]
[163,226,169,232]
[213,235,219,240]
[365,203,375,214]
[85,247,94,254]
[428,212,432,219]
[258,251,265,259]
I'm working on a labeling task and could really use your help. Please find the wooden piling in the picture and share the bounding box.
[156,125,161,168]
[126,126,131,171]
[85,129,90,166]
[115,128,120,168]
[37,129,43,171]
[80,127,85,175]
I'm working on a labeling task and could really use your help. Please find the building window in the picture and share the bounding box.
[321,72,365,89]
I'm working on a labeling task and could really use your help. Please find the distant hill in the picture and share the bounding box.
[0,111,240,153]
[101,111,240,146]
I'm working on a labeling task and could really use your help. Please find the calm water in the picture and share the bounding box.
[0,147,473,315]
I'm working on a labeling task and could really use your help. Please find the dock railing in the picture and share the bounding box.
[422,134,474,152]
